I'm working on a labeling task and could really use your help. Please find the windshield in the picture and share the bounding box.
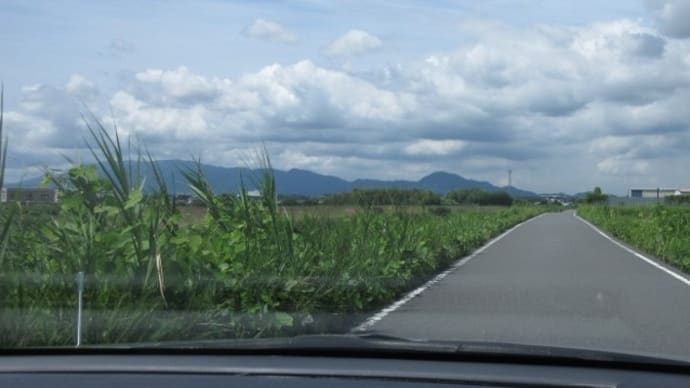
[1,0,690,363]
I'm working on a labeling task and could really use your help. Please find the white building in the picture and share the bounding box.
[629,188,690,199]
[0,188,59,203]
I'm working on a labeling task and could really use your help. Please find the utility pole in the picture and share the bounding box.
[508,169,512,187]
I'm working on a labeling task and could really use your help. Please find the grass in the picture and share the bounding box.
[578,204,690,274]
[0,116,556,347]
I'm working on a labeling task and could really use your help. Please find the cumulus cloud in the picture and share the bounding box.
[647,0,690,38]
[110,90,209,141]
[65,74,99,100]
[325,29,382,57]
[5,18,690,193]
[404,140,466,156]
[242,19,298,44]
[117,60,417,146]
[133,66,220,102]
[597,157,650,176]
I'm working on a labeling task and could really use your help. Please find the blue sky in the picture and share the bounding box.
[1,0,689,194]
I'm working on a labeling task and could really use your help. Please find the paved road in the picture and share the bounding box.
[357,210,690,359]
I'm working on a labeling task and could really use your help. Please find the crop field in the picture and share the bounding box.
[0,125,554,347]
[577,205,690,273]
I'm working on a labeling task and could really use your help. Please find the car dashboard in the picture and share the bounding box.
[2,352,690,387]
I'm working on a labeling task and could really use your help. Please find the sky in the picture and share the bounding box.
[1,0,690,195]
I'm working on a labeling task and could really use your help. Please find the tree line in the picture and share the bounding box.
[319,188,515,206]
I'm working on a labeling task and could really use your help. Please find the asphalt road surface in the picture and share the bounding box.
[356,210,690,360]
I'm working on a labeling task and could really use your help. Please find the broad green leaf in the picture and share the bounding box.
[124,190,144,210]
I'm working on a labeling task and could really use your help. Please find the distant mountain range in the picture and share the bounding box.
[8,159,539,198]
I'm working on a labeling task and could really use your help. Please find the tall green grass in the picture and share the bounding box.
[0,117,553,347]
[578,205,690,273]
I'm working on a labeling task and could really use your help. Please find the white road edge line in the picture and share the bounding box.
[574,211,690,286]
[351,213,548,333]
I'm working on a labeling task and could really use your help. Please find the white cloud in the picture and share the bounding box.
[325,29,382,57]
[404,140,466,156]
[111,91,144,112]
[65,74,94,94]
[242,19,298,44]
[234,60,417,130]
[110,91,208,140]
[134,66,219,101]
[597,157,650,176]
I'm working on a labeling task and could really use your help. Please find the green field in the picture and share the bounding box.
[577,205,690,273]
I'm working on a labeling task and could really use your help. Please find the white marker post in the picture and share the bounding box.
[75,271,84,348]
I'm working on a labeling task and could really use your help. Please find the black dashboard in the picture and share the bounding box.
[2,353,690,387]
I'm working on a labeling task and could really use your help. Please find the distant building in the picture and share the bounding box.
[538,193,570,205]
[629,188,690,199]
[0,188,59,204]
[236,190,262,199]
[172,194,194,205]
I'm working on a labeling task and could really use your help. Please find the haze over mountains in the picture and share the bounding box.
[10,160,539,198]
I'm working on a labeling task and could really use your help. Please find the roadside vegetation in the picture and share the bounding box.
[321,187,516,207]
[581,187,608,204]
[578,205,690,274]
[0,109,554,346]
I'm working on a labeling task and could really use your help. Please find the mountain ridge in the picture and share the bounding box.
[7,159,539,197]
